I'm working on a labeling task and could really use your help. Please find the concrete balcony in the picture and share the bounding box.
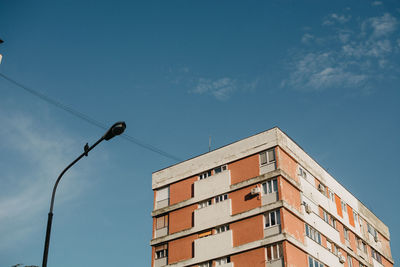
[266,258,283,267]
[155,199,169,210]
[154,257,167,267]
[218,263,233,267]
[194,199,231,230]
[194,170,230,200]
[264,224,281,238]
[194,230,233,263]
[155,227,168,238]
[261,192,278,206]
[305,236,340,265]
[260,162,276,175]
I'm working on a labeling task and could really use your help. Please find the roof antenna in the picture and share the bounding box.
[209,135,212,152]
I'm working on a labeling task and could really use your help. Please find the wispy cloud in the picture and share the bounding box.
[283,13,399,92]
[323,13,351,25]
[0,111,97,250]
[191,77,237,101]
[371,1,383,6]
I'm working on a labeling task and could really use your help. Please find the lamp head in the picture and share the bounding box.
[103,121,126,141]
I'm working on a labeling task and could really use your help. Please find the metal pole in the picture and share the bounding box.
[42,136,104,267]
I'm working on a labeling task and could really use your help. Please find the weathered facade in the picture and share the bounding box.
[150,127,393,267]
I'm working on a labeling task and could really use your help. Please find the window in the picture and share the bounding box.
[333,244,339,255]
[353,210,358,224]
[371,248,382,264]
[199,261,212,267]
[262,178,278,194]
[266,243,282,261]
[214,165,227,174]
[341,201,347,214]
[156,187,169,202]
[328,190,335,202]
[322,210,329,224]
[347,255,353,267]
[199,170,212,180]
[299,167,308,178]
[305,224,321,245]
[367,223,377,239]
[326,240,332,252]
[156,214,168,230]
[318,183,327,196]
[155,244,168,259]
[215,257,230,265]
[308,256,324,267]
[344,227,349,241]
[260,148,275,165]
[198,230,212,238]
[215,194,228,203]
[198,199,212,208]
[215,224,229,234]
[329,215,337,229]
[265,209,281,228]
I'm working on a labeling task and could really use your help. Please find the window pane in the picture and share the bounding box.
[267,149,275,162]
[260,152,267,164]
[265,214,270,227]
[268,181,272,193]
[215,166,222,173]
[308,257,313,267]
[271,212,276,225]
[305,224,309,236]
[273,179,278,192]
[262,183,268,194]
[272,245,278,260]
[276,210,281,224]
[267,246,272,261]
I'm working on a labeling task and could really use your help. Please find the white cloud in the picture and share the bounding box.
[283,12,399,91]
[191,77,237,101]
[369,13,397,38]
[371,1,383,6]
[0,112,95,249]
[323,13,351,25]
[301,33,314,44]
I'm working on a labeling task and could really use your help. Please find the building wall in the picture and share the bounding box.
[231,247,265,267]
[169,176,197,205]
[230,185,261,215]
[231,215,264,247]
[168,234,196,264]
[228,154,259,185]
[169,204,196,234]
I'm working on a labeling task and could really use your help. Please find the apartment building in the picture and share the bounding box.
[150,127,393,267]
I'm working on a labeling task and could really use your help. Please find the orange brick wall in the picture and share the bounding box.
[278,176,301,212]
[283,241,307,267]
[337,221,345,245]
[169,204,197,234]
[335,194,343,218]
[347,205,355,227]
[231,215,264,247]
[231,247,265,267]
[170,176,197,205]
[168,234,197,264]
[281,208,304,243]
[277,147,299,183]
[229,154,259,185]
[230,185,261,215]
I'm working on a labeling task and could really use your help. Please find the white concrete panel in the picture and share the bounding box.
[264,224,281,237]
[194,171,231,201]
[260,162,276,175]
[154,257,167,267]
[372,258,384,267]
[266,258,284,267]
[155,227,168,238]
[262,192,278,206]
[155,199,169,209]
[305,237,343,267]
[218,263,233,267]
[194,200,231,230]
[195,230,232,263]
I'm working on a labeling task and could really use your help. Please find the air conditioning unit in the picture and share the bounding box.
[305,204,312,214]
[250,186,261,195]
[338,252,346,263]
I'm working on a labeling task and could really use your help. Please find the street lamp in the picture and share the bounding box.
[42,121,126,267]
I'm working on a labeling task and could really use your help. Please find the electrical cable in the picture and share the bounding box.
[0,72,182,162]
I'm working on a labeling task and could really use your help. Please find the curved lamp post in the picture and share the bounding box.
[42,121,126,267]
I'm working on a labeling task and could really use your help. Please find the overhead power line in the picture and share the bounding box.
[0,72,182,162]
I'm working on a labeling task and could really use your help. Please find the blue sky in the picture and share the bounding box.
[0,1,399,266]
